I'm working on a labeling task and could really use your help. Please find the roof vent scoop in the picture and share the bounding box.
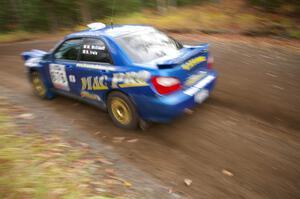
[87,22,106,30]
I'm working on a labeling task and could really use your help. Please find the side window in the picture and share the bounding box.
[80,39,112,64]
[54,39,81,60]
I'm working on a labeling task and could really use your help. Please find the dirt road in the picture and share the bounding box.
[0,35,299,199]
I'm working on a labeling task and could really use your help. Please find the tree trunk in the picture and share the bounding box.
[168,0,177,8]
[10,0,21,28]
[157,0,167,14]
[44,1,59,32]
[78,0,91,23]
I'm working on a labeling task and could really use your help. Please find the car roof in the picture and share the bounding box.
[66,24,155,39]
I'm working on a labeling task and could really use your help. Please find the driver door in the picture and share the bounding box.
[50,38,82,94]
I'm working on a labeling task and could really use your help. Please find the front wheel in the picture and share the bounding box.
[107,92,139,130]
[30,71,54,99]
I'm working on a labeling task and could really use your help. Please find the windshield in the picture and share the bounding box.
[115,29,182,64]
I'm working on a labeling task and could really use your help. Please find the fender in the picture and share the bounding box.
[21,49,48,70]
[21,49,47,61]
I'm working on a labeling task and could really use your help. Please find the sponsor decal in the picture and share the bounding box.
[76,63,115,71]
[49,64,70,91]
[80,71,150,92]
[80,91,101,101]
[182,56,206,70]
[69,75,76,83]
[112,71,151,88]
[185,71,207,87]
[184,75,215,96]
[79,70,151,101]
[81,76,109,91]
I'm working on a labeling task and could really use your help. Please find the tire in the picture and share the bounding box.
[107,92,139,130]
[30,71,55,99]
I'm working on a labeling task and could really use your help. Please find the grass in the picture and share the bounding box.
[0,31,36,43]
[0,30,72,43]
[0,110,116,199]
[107,4,300,38]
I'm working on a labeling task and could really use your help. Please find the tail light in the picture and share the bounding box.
[151,76,181,95]
[207,54,214,69]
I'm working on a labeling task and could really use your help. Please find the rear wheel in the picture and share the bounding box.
[30,71,54,99]
[107,92,139,130]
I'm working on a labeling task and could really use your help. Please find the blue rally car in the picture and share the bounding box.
[22,23,217,129]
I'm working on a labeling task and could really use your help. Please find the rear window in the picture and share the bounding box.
[115,29,182,64]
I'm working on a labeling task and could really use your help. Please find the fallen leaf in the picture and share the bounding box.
[90,181,104,186]
[265,72,277,78]
[105,168,115,175]
[113,137,125,143]
[103,179,122,185]
[56,143,72,148]
[108,175,132,187]
[272,84,284,90]
[52,188,67,195]
[171,192,182,198]
[78,184,89,188]
[79,142,89,148]
[17,188,35,193]
[184,178,192,186]
[17,113,34,119]
[50,152,64,157]
[222,120,237,126]
[35,153,53,158]
[50,148,64,153]
[96,158,114,165]
[222,169,234,177]
[40,162,56,168]
[77,159,94,165]
[95,188,106,192]
[127,138,139,143]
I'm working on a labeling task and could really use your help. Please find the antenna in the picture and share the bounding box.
[110,0,116,29]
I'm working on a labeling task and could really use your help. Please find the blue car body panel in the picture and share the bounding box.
[21,25,218,123]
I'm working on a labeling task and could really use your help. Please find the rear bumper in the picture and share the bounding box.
[132,70,217,123]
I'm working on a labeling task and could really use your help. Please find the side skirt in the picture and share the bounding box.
[51,89,107,111]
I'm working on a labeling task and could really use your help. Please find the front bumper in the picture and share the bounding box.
[133,70,218,123]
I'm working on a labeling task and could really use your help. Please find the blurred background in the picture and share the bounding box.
[0,1,300,199]
[0,0,300,41]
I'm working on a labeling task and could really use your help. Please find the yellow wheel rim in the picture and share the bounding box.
[32,73,46,97]
[111,97,132,125]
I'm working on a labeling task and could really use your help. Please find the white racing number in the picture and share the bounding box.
[49,64,70,91]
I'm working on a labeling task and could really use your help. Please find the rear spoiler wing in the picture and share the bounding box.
[157,44,209,69]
